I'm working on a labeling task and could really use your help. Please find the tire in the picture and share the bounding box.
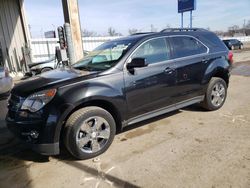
[64,107,116,160]
[41,67,53,73]
[201,77,227,111]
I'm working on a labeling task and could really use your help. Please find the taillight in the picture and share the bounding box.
[228,51,233,64]
[5,68,9,77]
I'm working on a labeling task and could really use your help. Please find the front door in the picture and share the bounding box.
[124,37,177,120]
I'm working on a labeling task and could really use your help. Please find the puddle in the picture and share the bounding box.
[124,120,170,139]
[0,157,26,170]
[232,61,250,77]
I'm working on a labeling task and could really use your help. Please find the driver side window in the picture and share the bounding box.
[131,38,169,64]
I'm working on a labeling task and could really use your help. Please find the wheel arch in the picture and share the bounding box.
[58,99,124,144]
[203,57,230,87]
[212,69,229,86]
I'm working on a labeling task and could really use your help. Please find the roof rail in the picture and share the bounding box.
[160,28,207,32]
[130,32,156,36]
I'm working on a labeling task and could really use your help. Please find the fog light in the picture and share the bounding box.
[22,131,39,139]
[20,111,28,117]
[30,131,39,139]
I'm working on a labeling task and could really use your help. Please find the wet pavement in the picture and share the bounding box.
[232,60,250,77]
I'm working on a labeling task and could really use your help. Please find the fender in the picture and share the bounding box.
[202,57,230,87]
[53,73,127,143]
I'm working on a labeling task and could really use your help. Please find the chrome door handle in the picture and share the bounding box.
[164,67,175,74]
[202,58,209,63]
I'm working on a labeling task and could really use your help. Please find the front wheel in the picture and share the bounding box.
[201,77,227,111]
[64,107,116,160]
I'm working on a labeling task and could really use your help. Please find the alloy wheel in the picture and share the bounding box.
[211,83,226,107]
[76,116,111,153]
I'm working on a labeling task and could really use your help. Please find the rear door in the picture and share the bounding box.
[169,36,209,103]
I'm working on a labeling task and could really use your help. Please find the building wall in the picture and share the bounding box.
[0,0,28,73]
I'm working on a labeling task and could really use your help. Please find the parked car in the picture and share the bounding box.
[6,28,232,159]
[27,51,90,76]
[223,39,243,50]
[28,57,56,75]
[0,67,13,100]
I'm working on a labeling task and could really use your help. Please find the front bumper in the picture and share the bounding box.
[6,116,60,155]
[6,92,75,156]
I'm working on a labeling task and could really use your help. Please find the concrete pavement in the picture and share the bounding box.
[0,49,250,188]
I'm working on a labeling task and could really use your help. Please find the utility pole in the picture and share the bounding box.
[61,0,83,64]
[190,11,193,28]
[181,12,183,28]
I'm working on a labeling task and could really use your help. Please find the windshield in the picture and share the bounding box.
[73,39,134,71]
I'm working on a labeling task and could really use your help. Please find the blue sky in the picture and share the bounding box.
[25,0,250,37]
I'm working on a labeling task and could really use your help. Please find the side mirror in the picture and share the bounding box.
[126,58,147,70]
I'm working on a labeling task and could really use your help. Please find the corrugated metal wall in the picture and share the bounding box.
[0,0,27,73]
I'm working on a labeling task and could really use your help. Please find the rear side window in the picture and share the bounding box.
[131,38,170,64]
[170,36,207,59]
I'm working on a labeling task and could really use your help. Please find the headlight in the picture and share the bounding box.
[21,89,57,112]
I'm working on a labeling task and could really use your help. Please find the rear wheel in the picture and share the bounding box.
[64,107,116,160]
[201,77,227,111]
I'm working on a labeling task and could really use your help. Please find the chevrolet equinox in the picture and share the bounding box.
[6,28,233,159]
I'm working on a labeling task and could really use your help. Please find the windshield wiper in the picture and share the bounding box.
[75,66,105,72]
[75,66,94,71]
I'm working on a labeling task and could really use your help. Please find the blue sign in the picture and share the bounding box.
[178,0,196,13]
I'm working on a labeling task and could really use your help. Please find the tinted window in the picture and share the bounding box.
[171,36,207,59]
[234,39,239,43]
[131,38,169,64]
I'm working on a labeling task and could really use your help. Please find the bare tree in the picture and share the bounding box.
[165,24,171,29]
[245,20,250,29]
[228,25,240,37]
[214,30,225,37]
[128,28,139,35]
[150,24,157,32]
[108,27,116,36]
[81,29,97,37]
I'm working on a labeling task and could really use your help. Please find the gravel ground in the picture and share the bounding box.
[0,49,249,188]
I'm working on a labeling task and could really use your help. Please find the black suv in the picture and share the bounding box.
[6,28,232,159]
[223,39,243,50]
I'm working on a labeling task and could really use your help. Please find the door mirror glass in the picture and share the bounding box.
[127,58,147,70]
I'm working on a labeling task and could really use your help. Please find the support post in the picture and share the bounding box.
[190,11,193,28]
[181,12,184,28]
[64,23,75,64]
[62,0,83,64]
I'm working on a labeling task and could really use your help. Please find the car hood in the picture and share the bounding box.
[12,67,99,97]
